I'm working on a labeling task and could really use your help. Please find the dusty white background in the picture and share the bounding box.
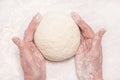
[0,0,120,80]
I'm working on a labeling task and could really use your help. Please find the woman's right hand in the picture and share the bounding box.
[71,12,106,80]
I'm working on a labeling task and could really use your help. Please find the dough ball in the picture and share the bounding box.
[34,13,80,61]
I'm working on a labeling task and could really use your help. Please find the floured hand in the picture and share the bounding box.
[12,13,46,80]
[71,12,106,80]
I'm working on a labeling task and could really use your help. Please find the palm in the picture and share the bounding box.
[19,41,45,77]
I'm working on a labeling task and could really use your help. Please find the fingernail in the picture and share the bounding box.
[71,12,77,19]
[35,13,41,22]
[101,28,106,33]
[101,28,106,36]
[12,37,19,44]
[71,12,81,22]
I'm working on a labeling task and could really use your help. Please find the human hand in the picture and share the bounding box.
[71,12,106,80]
[12,13,46,80]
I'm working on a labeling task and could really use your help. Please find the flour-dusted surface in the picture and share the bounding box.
[0,0,120,80]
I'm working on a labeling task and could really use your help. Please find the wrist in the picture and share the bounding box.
[24,63,46,80]
[24,76,34,80]
[92,68,103,80]
[24,75,40,80]
[24,76,36,80]
[24,73,46,80]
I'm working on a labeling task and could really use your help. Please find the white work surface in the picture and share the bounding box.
[0,0,120,80]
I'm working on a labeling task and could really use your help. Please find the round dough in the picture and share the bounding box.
[34,13,80,61]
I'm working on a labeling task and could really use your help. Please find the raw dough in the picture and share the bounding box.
[34,13,80,61]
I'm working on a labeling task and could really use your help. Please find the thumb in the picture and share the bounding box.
[92,28,106,48]
[12,37,24,49]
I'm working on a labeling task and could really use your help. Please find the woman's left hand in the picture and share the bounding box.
[12,13,46,80]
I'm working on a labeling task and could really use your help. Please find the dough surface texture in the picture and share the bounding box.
[34,13,80,61]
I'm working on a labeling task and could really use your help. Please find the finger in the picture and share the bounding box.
[92,28,106,48]
[96,28,106,37]
[71,12,95,38]
[24,13,42,42]
[12,37,24,49]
